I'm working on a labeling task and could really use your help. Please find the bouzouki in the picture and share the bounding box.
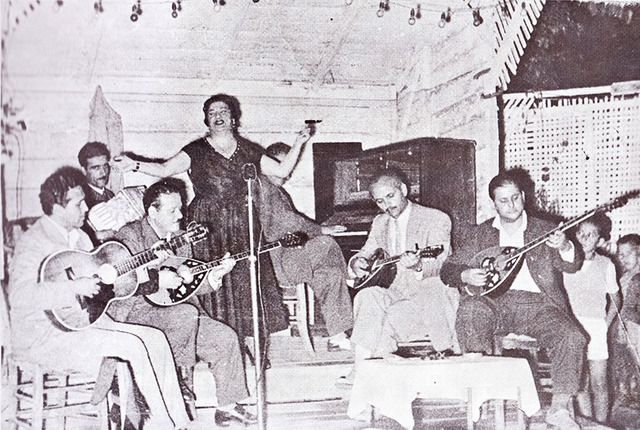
[146,231,308,306]
[465,190,640,298]
[352,245,445,290]
[45,223,208,330]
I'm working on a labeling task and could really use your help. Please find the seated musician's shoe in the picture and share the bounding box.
[545,407,580,430]
[335,368,355,389]
[214,409,233,427]
[217,404,258,425]
[327,337,352,352]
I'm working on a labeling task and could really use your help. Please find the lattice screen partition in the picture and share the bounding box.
[502,83,640,244]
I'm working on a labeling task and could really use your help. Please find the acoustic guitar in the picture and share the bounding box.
[45,223,208,330]
[465,190,640,298]
[146,231,308,306]
[352,245,445,290]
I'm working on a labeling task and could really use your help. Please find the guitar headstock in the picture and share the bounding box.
[279,231,309,248]
[419,245,444,259]
[185,223,209,244]
[602,189,640,212]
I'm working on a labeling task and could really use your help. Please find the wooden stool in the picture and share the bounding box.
[282,283,315,353]
[494,333,552,394]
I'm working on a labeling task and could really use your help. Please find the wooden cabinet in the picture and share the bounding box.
[313,138,476,257]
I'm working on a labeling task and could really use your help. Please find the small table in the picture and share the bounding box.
[347,355,540,429]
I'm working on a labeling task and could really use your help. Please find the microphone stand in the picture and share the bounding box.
[243,163,266,429]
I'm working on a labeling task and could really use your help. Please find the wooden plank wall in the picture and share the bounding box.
[2,76,397,221]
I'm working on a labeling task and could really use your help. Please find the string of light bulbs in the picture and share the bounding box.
[6,0,517,27]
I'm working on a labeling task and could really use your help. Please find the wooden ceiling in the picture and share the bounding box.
[3,0,481,89]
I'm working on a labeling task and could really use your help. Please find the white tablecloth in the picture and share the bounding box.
[347,355,540,429]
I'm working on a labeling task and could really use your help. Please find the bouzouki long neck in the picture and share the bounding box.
[188,241,283,276]
[504,190,640,265]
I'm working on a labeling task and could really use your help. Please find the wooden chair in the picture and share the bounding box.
[281,283,315,353]
[494,333,552,394]
[2,285,130,429]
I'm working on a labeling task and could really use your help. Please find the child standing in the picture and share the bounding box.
[617,234,640,359]
[564,213,620,423]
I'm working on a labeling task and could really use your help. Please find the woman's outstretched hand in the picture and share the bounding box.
[294,125,312,146]
[111,154,135,172]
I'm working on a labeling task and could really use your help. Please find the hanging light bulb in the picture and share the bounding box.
[439,7,451,28]
[171,2,178,18]
[213,0,221,12]
[408,8,416,25]
[376,1,385,17]
[415,4,422,19]
[473,8,483,26]
[345,0,353,4]
[520,1,528,16]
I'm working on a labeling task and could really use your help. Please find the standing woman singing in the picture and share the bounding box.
[113,94,312,348]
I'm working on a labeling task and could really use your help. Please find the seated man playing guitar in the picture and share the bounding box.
[108,177,256,426]
[440,169,586,430]
[7,167,190,429]
[341,168,459,385]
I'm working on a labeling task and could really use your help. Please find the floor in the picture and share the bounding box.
[2,330,630,429]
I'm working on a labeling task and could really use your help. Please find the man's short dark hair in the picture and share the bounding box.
[78,142,111,168]
[39,166,87,215]
[618,234,640,248]
[368,166,410,193]
[265,142,291,160]
[143,177,187,214]
[488,169,524,201]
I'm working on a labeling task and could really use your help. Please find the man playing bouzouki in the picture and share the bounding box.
[338,168,459,387]
[7,167,190,429]
[440,169,586,430]
[108,177,256,426]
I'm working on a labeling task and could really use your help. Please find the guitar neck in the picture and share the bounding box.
[190,241,283,276]
[113,235,193,276]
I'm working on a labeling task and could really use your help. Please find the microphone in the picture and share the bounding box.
[242,163,257,181]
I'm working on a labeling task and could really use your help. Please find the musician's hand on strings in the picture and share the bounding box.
[111,154,136,173]
[461,268,489,287]
[546,227,571,252]
[206,253,236,291]
[399,251,421,271]
[151,241,175,265]
[177,264,194,285]
[72,277,101,298]
[351,256,370,278]
[321,225,347,236]
[159,268,183,291]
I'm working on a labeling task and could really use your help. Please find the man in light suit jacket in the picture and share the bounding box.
[440,169,586,429]
[343,168,459,384]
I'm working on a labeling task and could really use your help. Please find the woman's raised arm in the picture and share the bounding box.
[261,126,311,178]
[112,151,191,177]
